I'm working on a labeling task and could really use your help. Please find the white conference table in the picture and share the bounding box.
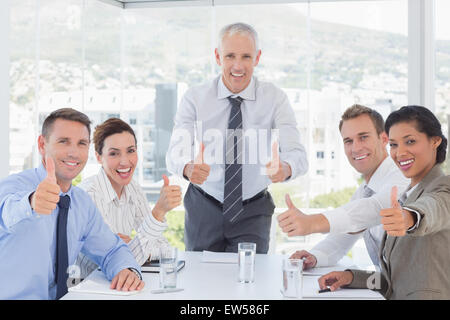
[62,251,383,300]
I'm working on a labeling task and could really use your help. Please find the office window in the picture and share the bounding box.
[10,0,37,174]
[122,6,211,190]
[8,0,408,256]
[435,0,450,174]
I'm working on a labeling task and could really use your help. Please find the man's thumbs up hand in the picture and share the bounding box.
[183,143,210,185]
[45,155,57,184]
[266,141,292,183]
[277,194,312,237]
[30,156,61,215]
[380,186,415,237]
[194,142,205,165]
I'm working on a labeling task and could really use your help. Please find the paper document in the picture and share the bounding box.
[201,251,237,264]
[68,269,143,296]
[302,276,382,299]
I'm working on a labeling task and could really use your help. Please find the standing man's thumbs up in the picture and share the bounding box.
[163,174,170,187]
[183,142,210,185]
[194,142,205,164]
[380,186,416,237]
[266,141,292,183]
[30,156,61,215]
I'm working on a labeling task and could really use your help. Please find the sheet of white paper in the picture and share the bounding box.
[68,269,143,296]
[302,276,382,299]
[201,251,237,264]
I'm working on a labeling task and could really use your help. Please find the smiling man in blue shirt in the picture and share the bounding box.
[0,108,144,299]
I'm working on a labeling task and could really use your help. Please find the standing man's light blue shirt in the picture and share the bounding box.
[0,164,141,300]
[166,75,308,202]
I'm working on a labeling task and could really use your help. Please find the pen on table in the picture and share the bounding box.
[318,287,331,293]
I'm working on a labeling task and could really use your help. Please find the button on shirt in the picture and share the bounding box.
[76,168,171,278]
[166,75,308,202]
[311,157,410,268]
[0,164,141,300]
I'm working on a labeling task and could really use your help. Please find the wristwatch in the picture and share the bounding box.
[127,267,142,280]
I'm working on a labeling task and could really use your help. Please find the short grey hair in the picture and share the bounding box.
[217,22,260,53]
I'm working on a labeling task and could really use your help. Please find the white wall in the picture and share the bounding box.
[0,0,10,179]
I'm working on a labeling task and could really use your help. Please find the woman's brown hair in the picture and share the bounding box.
[93,118,137,155]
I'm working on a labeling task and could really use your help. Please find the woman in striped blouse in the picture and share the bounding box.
[75,118,182,279]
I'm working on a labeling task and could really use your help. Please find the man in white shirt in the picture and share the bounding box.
[278,105,410,269]
[166,22,308,253]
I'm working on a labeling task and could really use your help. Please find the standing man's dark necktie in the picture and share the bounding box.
[224,96,244,222]
[55,195,70,300]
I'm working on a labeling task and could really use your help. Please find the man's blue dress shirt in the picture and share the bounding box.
[0,164,141,299]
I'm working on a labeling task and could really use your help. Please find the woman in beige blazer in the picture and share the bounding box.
[318,105,450,300]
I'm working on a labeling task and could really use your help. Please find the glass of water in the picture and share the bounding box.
[159,246,178,289]
[282,258,303,298]
[238,242,256,283]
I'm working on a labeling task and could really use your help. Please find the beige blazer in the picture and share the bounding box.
[349,165,450,299]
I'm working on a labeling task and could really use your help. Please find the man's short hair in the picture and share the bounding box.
[42,108,91,139]
[339,104,385,135]
[218,22,260,53]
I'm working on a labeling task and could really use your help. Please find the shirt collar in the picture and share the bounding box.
[217,75,256,101]
[99,167,134,205]
[365,156,395,193]
[406,184,418,197]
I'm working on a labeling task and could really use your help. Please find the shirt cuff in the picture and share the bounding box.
[404,207,422,232]
[127,267,142,280]
[4,191,37,229]
[148,209,168,230]
[281,158,295,182]
[308,249,332,268]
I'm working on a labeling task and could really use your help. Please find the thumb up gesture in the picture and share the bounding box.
[183,142,210,185]
[30,156,61,215]
[380,186,415,237]
[277,194,312,236]
[266,141,292,183]
[152,174,182,222]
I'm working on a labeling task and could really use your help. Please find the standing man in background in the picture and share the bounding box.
[166,22,308,253]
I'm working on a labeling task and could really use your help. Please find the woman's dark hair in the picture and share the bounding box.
[93,118,137,155]
[385,105,448,164]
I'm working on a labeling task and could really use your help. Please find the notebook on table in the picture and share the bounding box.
[141,259,185,273]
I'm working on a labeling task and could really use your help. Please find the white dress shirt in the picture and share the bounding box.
[311,156,410,267]
[75,168,171,278]
[323,156,410,234]
[166,75,308,202]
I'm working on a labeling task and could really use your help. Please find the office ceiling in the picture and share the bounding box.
[98,0,320,10]
[99,0,219,9]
